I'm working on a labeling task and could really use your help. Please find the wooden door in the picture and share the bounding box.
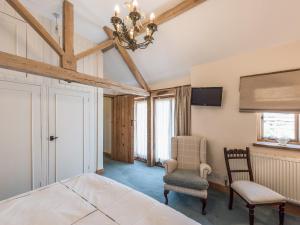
[48,88,90,183]
[112,95,134,163]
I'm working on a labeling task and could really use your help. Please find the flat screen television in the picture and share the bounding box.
[191,87,223,106]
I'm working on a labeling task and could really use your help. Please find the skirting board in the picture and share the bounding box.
[96,169,104,175]
[104,152,111,158]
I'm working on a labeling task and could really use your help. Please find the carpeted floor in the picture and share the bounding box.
[103,157,300,225]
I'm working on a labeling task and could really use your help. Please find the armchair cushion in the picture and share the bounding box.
[163,169,209,190]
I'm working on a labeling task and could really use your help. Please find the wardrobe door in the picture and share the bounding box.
[48,88,90,183]
[0,81,42,200]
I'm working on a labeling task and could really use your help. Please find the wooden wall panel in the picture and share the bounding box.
[112,95,134,163]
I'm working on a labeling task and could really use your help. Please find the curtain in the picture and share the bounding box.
[154,98,175,163]
[134,100,147,160]
[175,86,191,136]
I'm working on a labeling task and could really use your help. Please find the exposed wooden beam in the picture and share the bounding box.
[75,39,114,60]
[0,51,149,96]
[103,26,150,91]
[6,0,64,56]
[140,0,206,33]
[62,0,76,70]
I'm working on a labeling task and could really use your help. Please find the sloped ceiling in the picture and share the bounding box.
[20,0,300,87]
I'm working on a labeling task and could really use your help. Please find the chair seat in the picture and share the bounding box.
[163,169,209,190]
[231,180,286,205]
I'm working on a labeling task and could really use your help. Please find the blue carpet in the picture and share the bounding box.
[103,158,300,225]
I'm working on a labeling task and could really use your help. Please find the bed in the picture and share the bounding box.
[0,173,201,225]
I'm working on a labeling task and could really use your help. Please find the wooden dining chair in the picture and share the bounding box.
[224,147,286,225]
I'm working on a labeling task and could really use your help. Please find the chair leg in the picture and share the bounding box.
[229,187,234,210]
[248,205,255,225]
[164,190,169,205]
[201,198,207,215]
[279,203,285,225]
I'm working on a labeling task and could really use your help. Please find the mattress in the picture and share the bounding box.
[0,173,200,225]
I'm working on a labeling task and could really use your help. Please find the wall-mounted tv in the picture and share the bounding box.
[191,87,223,106]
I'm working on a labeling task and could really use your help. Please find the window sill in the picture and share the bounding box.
[253,141,300,150]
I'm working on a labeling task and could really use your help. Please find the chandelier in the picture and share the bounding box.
[111,0,158,51]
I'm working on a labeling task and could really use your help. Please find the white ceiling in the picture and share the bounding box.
[20,0,300,87]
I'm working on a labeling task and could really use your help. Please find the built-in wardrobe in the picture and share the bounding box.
[0,1,104,200]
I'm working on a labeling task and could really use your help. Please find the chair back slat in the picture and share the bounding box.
[224,147,254,184]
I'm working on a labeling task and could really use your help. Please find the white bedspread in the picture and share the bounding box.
[0,174,201,225]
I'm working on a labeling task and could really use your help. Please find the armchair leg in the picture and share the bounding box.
[164,190,169,205]
[201,198,207,215]
[248,205,255,225]
[229,187,234,210]
[279,203,285,225]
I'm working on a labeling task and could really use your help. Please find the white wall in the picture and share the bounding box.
[0,0,104,198]
[191,40,300,185]
[149,75,191,90]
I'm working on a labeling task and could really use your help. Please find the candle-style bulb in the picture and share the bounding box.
[146,28,150,36]
[130,29,134,39]
[132,0,138,11]
[114,5,120,17]
[150,12,155,23]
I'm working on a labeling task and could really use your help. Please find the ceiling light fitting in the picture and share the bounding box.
[111,0,157,51]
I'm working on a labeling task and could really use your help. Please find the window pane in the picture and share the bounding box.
[154,98,175,162]
[262,113,295,140]
[134,101,147,160]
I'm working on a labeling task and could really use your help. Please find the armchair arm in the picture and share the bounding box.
[163,159,178,174]
[200,163,212,179]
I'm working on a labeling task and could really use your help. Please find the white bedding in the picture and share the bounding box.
[0,174,201,225]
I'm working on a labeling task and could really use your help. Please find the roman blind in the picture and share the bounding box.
[239,69,300,112]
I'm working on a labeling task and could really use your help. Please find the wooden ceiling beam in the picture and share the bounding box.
[103,26,150,91]
[6,0,65,56]
[62,0,76,70]
[75,39,114,60]
[140,0,206,33]
[0,51,149,96]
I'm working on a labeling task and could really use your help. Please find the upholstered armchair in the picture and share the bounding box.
[163,136,212,215]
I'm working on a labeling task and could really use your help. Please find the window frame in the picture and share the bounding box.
[257,113,300,144]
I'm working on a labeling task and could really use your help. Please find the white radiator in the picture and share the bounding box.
[229,153,300,205]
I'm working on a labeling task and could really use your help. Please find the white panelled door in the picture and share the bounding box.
[0,81,42,200]
[48,88,90,183]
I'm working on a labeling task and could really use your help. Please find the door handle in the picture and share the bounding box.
[50,136,59,141]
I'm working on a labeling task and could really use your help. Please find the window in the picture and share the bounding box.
[134,100,147,160]
[154,97,175,163]
[259,112,299,143]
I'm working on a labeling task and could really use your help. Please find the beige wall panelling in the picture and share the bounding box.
[0,11,26,80]
[0,10,104,196]
[0,0,23,20]
[0,81,42,200]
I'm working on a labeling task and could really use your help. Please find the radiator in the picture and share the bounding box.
[229,153,300,205]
